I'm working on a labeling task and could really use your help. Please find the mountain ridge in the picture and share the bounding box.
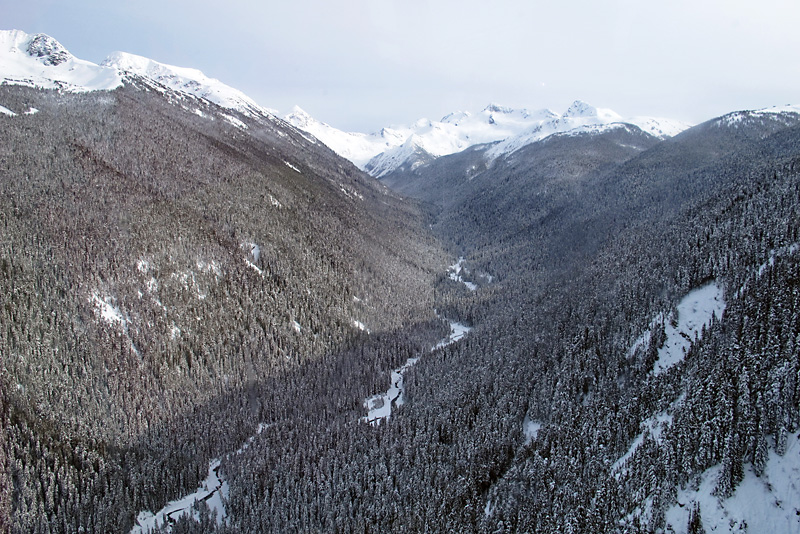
[0,29,279,122]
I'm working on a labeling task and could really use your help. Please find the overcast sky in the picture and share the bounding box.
[4,0,799,132]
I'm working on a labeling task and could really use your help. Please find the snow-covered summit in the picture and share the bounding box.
[101,51,275,119]
[562,100,621,120]
[25,33,72,66]
[485,100,690,162]
[0,29,123,92]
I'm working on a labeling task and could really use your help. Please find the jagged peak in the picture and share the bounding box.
[26,33,72,66]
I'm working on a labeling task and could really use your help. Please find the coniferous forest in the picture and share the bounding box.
[2,76,800,533]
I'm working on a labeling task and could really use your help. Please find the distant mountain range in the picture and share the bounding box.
[286,100,692,178]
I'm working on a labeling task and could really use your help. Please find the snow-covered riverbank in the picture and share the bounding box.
[362,319,472,425]
[131,460,228,533]
[130,423,270,533]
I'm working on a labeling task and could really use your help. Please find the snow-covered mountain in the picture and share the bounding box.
[284,106,408,168]
[0,29,123,92]
[286,100,692,178]
[0,29,276,121]
[285,103,564,175]
[484,100,690,162]
[0,29,689,179]
[101,51,276,119]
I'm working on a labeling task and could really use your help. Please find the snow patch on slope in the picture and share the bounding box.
[523,418,543,444]
[630,283,725,375]
[90,293,127,326]
[663,431,800,534]
[612,410,676,477]
[736,242,799,299]
[653,283,725,375]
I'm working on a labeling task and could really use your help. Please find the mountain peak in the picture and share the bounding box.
[289,105,311,116]
[441,110,471,124]
[563,100,623,122]
[285,106,317,128]
[0,30,72,67]
[563,100,598,118]
[0,29,123,92]
[25,33,72,66]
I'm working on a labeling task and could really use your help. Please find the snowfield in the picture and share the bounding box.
[653,283,725,375]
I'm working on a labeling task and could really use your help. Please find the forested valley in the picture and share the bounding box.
[2,77,799,533]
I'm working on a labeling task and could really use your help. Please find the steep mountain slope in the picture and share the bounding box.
[0,35,447,533]
[101,51,276,119]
